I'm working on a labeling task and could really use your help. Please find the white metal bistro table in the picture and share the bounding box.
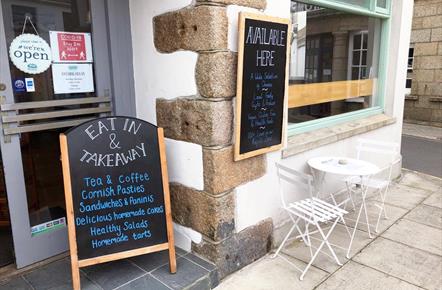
[307,156,380,258]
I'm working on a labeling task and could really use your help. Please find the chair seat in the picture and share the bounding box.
[287,197,348,223]
[345,176,389,189]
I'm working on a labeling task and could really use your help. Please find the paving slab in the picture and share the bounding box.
[282,224,371,273]
[183,253,219,288]
[382,219,442,256]
[23,258,100,290]
[404,204,442,229]
[151,257,210,290]
[129,250,173,273]
[214,255,327,290]
[354,237,442,290]
[0,277,32,290]
[423,192,442,209]
[339,200,407,234]
[402,123,442,140]
[117,274,172,290]
[399,171,442,193]
[315,261,423,290]
[383,183,430,210]
[81,259,145,289]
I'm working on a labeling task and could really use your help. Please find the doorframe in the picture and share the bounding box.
[0,0,136,268]
[90,0,137,117]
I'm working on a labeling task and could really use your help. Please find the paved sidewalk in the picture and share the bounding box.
[402,123,442,140]
[215,170,442,290]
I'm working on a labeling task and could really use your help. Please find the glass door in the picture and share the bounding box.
[0,0,112,268]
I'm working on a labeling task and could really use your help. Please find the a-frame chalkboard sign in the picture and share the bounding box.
[60,117,176,290]
[234,12,290,161]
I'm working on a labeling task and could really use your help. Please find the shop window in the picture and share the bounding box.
[288,1,381,124]
[405,78,412,95]
[408,47,414,72]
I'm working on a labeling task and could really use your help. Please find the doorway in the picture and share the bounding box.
[0,0,128,268]
[0,154,13,268]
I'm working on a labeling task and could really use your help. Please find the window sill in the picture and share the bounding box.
[405,95,418,101]
[282,114,396,158]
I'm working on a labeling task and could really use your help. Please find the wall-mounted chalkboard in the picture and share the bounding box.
[234,13,290,161]
[60,117,176,290]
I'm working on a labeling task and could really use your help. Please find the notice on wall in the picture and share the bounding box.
[234,13,290,161]
[9,33,52,74]
[52,63,94,94]
[49,31,93,63]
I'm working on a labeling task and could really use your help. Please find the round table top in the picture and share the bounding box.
[308,156,380,176]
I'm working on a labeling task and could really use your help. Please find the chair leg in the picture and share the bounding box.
[346,202,364,258]
[330,194,352,239]
[345,182,356,211]
[300,218,341,281]
[339,214,352,239]
[360,185,373,239]
[375,187,389,233]
[362,198,373,238]
[317,219,342,266]
[272,223,297,259]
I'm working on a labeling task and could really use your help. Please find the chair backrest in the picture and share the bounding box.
[356,138,401,179]
[275,162,314,209]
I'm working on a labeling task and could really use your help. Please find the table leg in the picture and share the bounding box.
[361,178,373,239]
[346,201,364,258]
[311,168,325,198]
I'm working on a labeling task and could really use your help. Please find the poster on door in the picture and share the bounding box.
[49,31,93,63]
[52,63,94,94]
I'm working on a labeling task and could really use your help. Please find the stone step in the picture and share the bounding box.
[0,247,219,290]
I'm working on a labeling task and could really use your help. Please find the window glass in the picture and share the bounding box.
[288,2,381,124]
[335,0,371,9]
[5,1,93,104]
[377,0,387,9]
[1,0,93,234]
[408,47,414,72]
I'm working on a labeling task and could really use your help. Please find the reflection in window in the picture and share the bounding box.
[377,0,388,9]
[288,1,381,124]
[408,47,414,72]
[335,0,370,9]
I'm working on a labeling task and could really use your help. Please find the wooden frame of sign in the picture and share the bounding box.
[234,12,291,161]
[60,118,176,290]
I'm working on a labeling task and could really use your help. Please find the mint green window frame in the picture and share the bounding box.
[287,0,391,136]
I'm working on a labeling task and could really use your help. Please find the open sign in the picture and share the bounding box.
[9,34,52,74]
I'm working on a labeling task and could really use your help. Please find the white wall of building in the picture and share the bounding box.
[129,0,204,191]
[129,0,412,245]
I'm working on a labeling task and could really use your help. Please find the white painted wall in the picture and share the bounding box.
[129,0,204,191]
[129,0,412,247]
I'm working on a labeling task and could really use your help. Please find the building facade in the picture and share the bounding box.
[404,0,442,127]
[0,0,413,281]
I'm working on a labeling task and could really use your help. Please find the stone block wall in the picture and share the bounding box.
[404,0,442,127]
[153,0,272,279]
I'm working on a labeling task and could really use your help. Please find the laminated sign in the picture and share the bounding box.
[50,31,93,63]
[9,33,52,74]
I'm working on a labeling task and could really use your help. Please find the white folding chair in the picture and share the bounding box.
[272,163,348,280]
[346,139,401,233]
